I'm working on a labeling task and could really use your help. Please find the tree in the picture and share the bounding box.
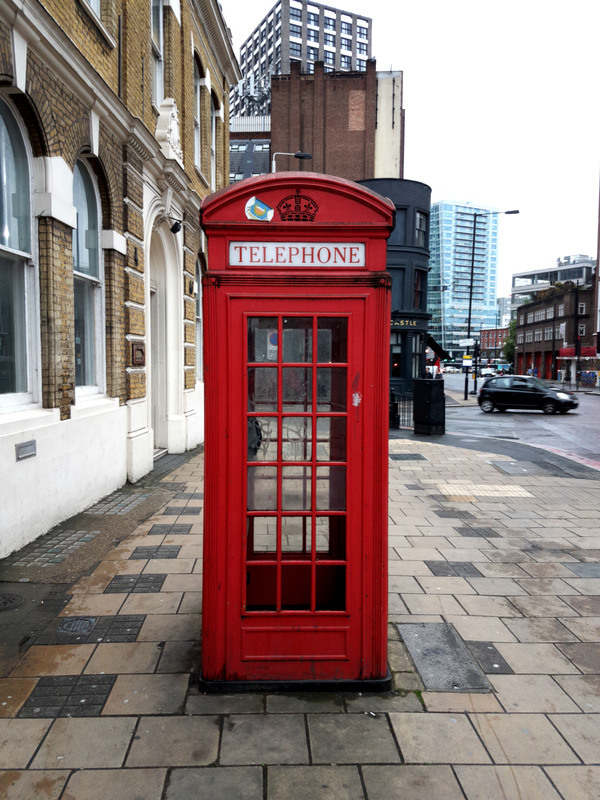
[503,319,516,366]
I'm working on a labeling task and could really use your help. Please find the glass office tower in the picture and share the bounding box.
[428,201,499,360]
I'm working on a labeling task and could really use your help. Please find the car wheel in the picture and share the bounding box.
[480,398,495,413]
[542,400,557,414]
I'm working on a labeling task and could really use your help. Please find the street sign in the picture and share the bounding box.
[459,338,475,346]
[462,355,472,367]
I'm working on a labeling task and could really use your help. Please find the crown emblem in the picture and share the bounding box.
[277,189,319,222]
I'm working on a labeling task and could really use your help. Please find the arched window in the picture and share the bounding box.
[0,96,34,403]
[193,60,202,169]
[73,159,103,392]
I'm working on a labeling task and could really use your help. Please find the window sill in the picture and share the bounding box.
[72,394,120,419]
[77,0,117,49]
[195,166,211,189]
[0,405,60,435]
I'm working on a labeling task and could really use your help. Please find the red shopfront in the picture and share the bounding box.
[199,173,393,689]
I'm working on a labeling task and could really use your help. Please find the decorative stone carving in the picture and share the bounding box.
[155,98,184,166]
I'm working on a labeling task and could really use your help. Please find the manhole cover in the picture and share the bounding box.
[57,617,97,634]
[0,593,24,611]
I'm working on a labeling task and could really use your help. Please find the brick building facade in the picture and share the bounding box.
[270,59,404,181]
[0,0,239,555]
[514,285,597,380]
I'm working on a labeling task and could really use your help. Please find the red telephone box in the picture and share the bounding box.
[200,173,393,689]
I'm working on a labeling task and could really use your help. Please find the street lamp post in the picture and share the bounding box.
[464,209,519,401]
[271,151,312,172]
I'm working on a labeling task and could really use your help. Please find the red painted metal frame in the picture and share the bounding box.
[200,173,393,684]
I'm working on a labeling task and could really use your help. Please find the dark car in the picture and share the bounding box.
[478,375,578,414]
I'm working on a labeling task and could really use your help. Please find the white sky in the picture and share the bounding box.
[221,0,600,296]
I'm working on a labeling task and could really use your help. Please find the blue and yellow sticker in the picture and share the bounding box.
[245,196,274,222]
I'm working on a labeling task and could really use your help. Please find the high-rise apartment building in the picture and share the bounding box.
[231,0,372,118]
[428,201,500,359]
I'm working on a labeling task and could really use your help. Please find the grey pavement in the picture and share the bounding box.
[1,432,600,799]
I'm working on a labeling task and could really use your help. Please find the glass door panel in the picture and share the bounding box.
[245,314,349,614]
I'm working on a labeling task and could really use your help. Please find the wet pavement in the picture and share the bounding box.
[1,434,600,799]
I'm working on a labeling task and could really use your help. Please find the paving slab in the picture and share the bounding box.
[102,673,188,715]
[388,713,490,764]
[556,642,600,673]
[545,766,600,800]
[560,616,600,641]
[494,642,581,674]
[0,769,69,800]
[361,765,463,800]
[126,716,220,767]
[489,674,581,713]
[308,714,401,764]
[454,765,563,800]
[503,617,579,642]
[468,713,580,764]
[554,674,600,712]
[268,765,363,800]
[549,714,600,763]
[220,714,309,765]
[30,717,136,769]
[0,678,38,718]
[60,768,166,800]
[166,766,262,800]
[9,645,96,678]
[0,719,52,768]
[83,642,161,675]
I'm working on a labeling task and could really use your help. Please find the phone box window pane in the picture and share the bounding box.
[317,318,347,362]
[282,465,312,510]
[247,417,278,461]
[282,417,312,461]
[282,317,312,362]
[316,465,346,510]
[248,317,278,362]
[281,564,311,610]
[248,367,278,411]
[246,564,277,611]
[247,516,277,555]
[247,466,277,510]
[316,565,345,610]
[282,367,312,411]
[317,368,346,411]
[281,516,311,554]
[315,516,346,560]
[316,417,346,461]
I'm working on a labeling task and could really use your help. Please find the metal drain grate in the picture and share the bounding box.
[389,453,427,461]
[0,593,24,611]
[57,617,97,634]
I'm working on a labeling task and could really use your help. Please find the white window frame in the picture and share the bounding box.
[578,302,586,315]
[558,304,564,317]
[578,324,585,336]
[73,159,105,398]
[151,0,164,107]
[0,94,39,412]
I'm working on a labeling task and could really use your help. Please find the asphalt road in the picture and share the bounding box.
[441,372,600,468]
